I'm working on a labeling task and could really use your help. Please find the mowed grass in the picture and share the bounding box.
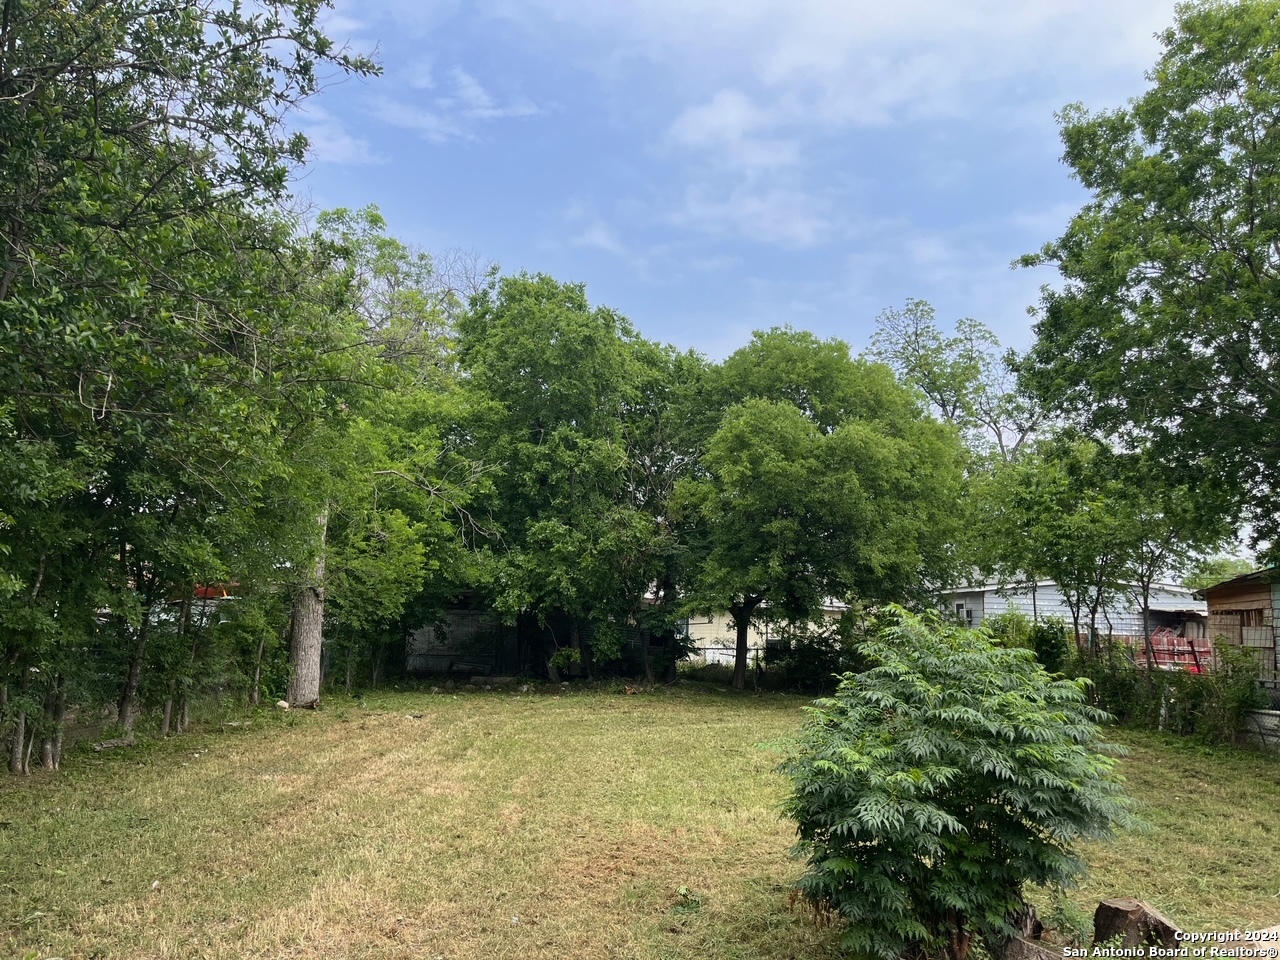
[1068,729,1280,931]
[0,686,1278,960]
[1,686,840,960]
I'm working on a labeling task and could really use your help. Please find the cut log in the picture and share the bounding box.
[1093,898,1180,949]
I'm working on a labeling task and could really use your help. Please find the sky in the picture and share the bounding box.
[290,0,1182,360]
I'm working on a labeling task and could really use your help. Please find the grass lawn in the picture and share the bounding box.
[1,684,1278,959]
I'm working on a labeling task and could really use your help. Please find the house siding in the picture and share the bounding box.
[946,581,1205,638]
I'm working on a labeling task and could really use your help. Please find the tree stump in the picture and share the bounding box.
[1093,898,1181,949]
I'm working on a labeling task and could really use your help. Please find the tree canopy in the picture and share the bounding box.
[678,329,967,689]
[1020,0,1280,560]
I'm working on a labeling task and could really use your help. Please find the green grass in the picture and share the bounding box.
[1,686,1278,959]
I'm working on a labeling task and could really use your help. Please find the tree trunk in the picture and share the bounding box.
[1141,583,1158,670]
[117,610,152,736]
[9,708,25,775]
[287,509,328,707]
[51,674,65,769]
[569,622,586,678]
[164,594,193,736]
[730,598,761,691]
[161,677,176,737]
[40,682,57,768]
[250,629,267,706]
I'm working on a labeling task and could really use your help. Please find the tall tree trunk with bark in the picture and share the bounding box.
[288,509,328,707]
[729,595,763,691]
[162,596,192,737]
[117,610,152,737]
[8,708,25,775]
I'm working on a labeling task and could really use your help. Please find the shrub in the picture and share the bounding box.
[1027,618,1070,673]
[983,611,1032,649]
[1066,638,1266,745]
[763,611,868,692]
[781,607,1136,960]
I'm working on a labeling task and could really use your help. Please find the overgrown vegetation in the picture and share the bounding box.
[6,0,1280,791]
[1066,641,1267,746]
[782,609,1136,960]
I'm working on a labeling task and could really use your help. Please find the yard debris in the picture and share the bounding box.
[1093,898,1180,949]
[275,700,290,710]
[91,737,135,752]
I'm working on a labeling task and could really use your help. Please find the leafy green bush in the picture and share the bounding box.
[781,607,1135,960]
[763,611,867,692]
[1067,638,1266,746]
[982,610,1032,649]
[1028,618,1070,673]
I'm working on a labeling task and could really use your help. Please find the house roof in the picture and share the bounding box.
[1194,566,1278,600]
[1145,597,1207,614]
[947,579,1198,598]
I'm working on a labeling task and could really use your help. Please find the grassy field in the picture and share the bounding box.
[1,684,1278,959]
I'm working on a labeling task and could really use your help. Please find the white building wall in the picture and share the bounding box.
[946,581,1205,635]
[684,613,769,665]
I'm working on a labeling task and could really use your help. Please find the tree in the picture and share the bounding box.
[459,273,670,677]
[1019,0,1280,562]
[870,300,1041,461]
[0,2,376,758]
[976,436,1228,656]
[974,438,1131,646]
[782,607,1135,960]
[1108,453,1231,663]
[1184,556,1257,591]
[281,207,487,704]
[678,330,966,689]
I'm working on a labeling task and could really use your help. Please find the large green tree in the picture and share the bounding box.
[0,1,375,766]
[869,300,1041,462]
[1020,0,1280,560]
[679,329,966,690]
[279,207,486,704]
[459,274,683,677]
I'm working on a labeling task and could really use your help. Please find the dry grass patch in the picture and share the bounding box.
[2,687,1279,958]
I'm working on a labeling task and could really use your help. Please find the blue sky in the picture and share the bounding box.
[291,0,1181,359]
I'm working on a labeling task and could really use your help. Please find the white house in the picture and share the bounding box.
[683,600,850,665]
[940,579,1207,639]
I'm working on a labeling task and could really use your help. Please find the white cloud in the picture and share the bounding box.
[373,68,539,141]
[371,99,466,142]
[671,183,834,248]
[297,106,383,165]
[667,89,800,172]
[571,220,628,256]
[320,12,367,39]
[404,60,436,90]
[446,68,539,120]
